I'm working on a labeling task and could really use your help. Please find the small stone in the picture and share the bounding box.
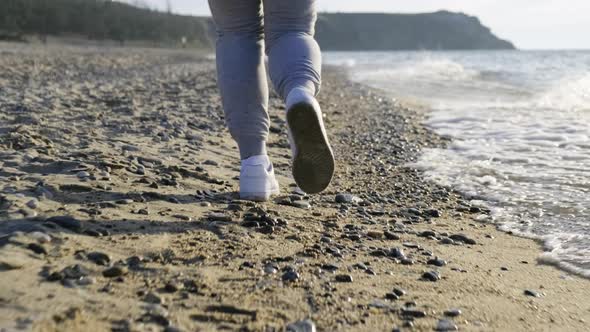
[384,231,400,240]
[393,287,406,297]
[367,230,383,239]
[425,209,442,218]
[389,247,405,259]
[103,266,128,278]
[87,252,111,266]
[444,309,462,317]
[291,200,311,209]
[164,281,183,293]
[27,243,47,255]
[45,216,82,232]
[199,201,212,207]
[62,264,90,279]
[401,308,427,318]
[264,264,279,274]
[436,319,458,331]
[144,291,163,304]
[385,293,400,300]
[30,231,51,243]
[282,270,300,282]
[286,319,316,332]
[77,276,96,286]
[335,274,353,283]
[450,234,476,245]
[524,289,541,297]
[427,258,447,267]
[26,199,39,209]
[418,230,437,238]
[421,271,441,282]
[335,193,361,204]
[77,171,91,179]
[439,238,455,245]
[321,264,339,272]
[208,213,232,222]
[116,199,134,205]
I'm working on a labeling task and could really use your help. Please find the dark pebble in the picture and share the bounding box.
[87,252,111,266]
[401,308,427,318]
[421,271,441,282]
[27,243,47,255]
[45,216,82,232]
[427,258,447,267]
[444,309,462,317]
[524,289,541,297]
[450,234,476,245]
[393,288,406,297]
[282,270,300,283]
[335,274,354,283]
[384,231,400,240]
[103,266,128,278]
[385,293,400,300]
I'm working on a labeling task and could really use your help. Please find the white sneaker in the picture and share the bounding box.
[286,87,335,194]
[239,155,280,201]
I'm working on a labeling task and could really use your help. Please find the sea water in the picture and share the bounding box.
[324,50,590,277]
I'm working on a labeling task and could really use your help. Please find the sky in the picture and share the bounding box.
[127,0,590,49]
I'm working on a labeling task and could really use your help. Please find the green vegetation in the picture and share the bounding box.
[0,0,211,46]
[0,1,515,50]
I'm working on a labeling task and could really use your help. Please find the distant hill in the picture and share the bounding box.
[0,0,211,47]
[315,12,515,50]
[0,0,515,50]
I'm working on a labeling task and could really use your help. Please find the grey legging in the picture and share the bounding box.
[208,0,322,159]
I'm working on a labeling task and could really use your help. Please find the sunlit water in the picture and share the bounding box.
[324,50,590,277]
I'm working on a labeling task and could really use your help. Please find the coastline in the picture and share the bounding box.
[0,44,589,331]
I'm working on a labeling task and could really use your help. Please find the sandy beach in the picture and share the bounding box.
[0,43,589,332]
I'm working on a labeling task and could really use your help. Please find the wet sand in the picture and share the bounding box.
[0,43,589,332]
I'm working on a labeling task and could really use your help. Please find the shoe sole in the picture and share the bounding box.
[287,102,335,194]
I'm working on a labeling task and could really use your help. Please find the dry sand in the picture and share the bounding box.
[0,43,589,332]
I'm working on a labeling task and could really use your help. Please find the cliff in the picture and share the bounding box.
[315,11,516,50]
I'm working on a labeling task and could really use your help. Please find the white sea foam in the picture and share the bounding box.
[325,50,590,278]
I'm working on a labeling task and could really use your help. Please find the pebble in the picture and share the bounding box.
[291,200,311,209]
[421,271,441,282]
[208,213,232,222]
[439,238,455,245]
[282,270,300,282]
[77,171,91,179]
[401,308,427,318]
[103,266,128,278]
[335,193,361,204]
[30,231,51,243]
[27,243,47,255]
[436,319,458,331]
[367,230,383,239]
[87,252,111,266]
[286,319,316,332]
[389,247,405,259]
[62,264,90,279]
[393,287,406,297]
[384,231,400,240]
[524,289,541,297]
[335,274,353,283]
[26,199,38,209]
[45,216,82,232]
[164,281,183,293]
[427,258,447,267]
[444,309,462,317]
[450,234,476,245]
[144,291,163,304]
[77,276,96,286]
[264,264,279,274]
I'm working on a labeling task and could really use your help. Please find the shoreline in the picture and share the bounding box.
[0,44,589,331]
